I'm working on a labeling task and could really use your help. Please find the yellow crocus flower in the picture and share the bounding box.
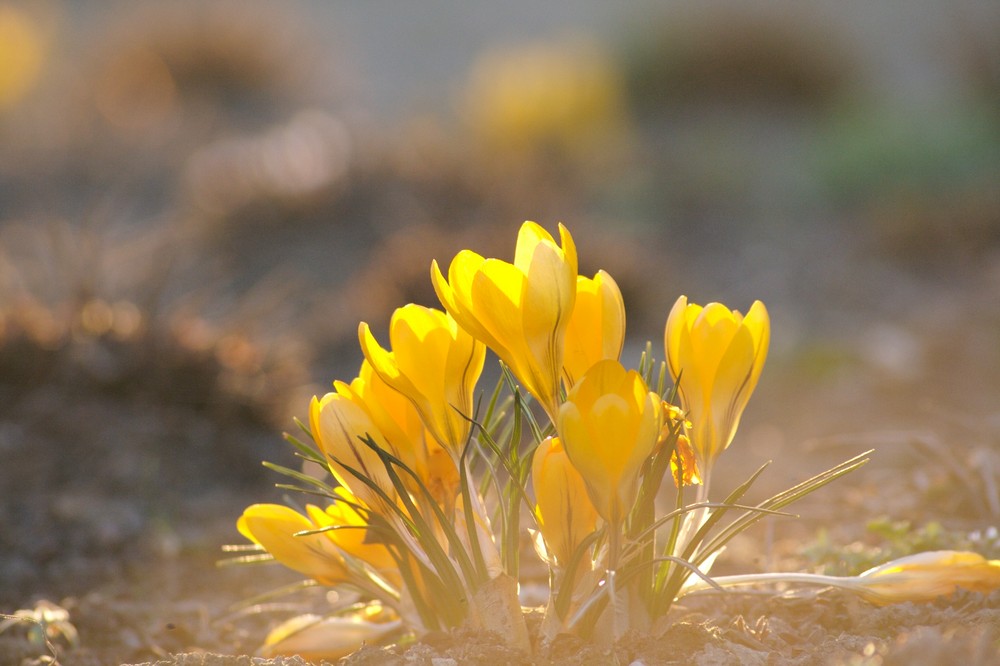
[347,360,460,505]
[854,550,1000,606]
[309,392,396,510]
[431,221,577,422]
[359,305,485,459]
[307,497,400,589]
[557,359,662,525]
[531,436,599,567]
[562,270,626,390]
[237,504,349,586]
[0,6,46,110]
[664,296,769,476]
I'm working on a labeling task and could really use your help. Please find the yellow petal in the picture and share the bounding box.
[563,270,626,388]
[306,502,400,588]
[360,305,484,458]
[239,504,347,586]
[309,392,395,508]
[433,252,504,354]
[558,359,661,524]
[433,221,578,422]
[664,296,769,475]
[531,436,598,566]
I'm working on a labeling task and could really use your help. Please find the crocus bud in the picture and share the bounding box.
[531,436,599,566]
[665,296,769,476]
[309,392,396,510]
[558,359,662,525]
[432,221,577,422]
[262,612,402,660]
[855,550,1000,606]
[360,304,484,459]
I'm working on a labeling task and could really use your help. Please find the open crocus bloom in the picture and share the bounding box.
[664,296,769,477]
[432,221,577,422]
[854,550,1000,605]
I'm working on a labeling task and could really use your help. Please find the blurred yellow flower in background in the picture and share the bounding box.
[558,359,662,525]
[360,304,485,459]
[531,436,599,567]
[0,4,47,110]
[562,270,626,390]
[665,296,769,477]
[462,38,631,167]
[432,221,577,422]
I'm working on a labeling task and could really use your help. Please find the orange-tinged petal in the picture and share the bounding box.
[668,434,701,487]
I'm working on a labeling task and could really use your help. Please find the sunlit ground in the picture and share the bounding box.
[1,1,999,664]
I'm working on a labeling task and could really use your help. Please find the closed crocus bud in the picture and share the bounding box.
[531,436,599,567]
[309,392,396,510]
[558,359,662,525]
[237,504,348,586]
[562,270,626,390]
[432,221,577,422]
[262,612,402,660]
[854,551,1000,606]
[664,296,769,476]
[360,305,485,459]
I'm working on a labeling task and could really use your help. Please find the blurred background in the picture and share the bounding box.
[1,0,999,654]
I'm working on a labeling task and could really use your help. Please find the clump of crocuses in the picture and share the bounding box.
[232,222,1000,658]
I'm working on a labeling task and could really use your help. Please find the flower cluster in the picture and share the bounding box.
[232,222,1000,658]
